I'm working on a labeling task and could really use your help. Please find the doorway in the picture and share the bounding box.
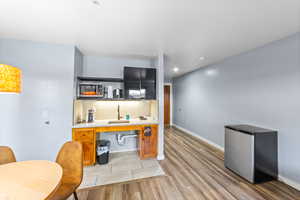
[164,85,171,126]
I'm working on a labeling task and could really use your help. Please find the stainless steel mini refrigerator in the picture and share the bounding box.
[225,125,278,183]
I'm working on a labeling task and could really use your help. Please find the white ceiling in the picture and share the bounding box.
[0,0,299,78]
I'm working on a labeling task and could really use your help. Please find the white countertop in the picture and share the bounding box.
[73,118,159,128]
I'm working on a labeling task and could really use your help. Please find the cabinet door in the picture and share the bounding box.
[124,67,141,99]
[72,128,96,166]
[139,125,158,159]
[81,141,95,166]
[141,68,156,99]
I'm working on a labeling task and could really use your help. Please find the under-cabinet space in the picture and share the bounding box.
[72,124,158,166]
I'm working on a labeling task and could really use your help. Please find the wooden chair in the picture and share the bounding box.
[49,141,83,200]
[0,146,16,165]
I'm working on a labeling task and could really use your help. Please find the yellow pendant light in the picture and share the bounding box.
[0,64,22,93]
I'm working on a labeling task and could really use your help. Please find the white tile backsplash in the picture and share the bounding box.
[74,100,158,122]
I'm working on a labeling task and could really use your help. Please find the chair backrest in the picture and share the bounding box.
[56,141,83,186]
[0,146,16,165]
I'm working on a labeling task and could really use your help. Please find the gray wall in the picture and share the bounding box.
[83,55,155,78]
[0,39,75,161]
[173,33,300,184]
[74,47,84,97]
[164,76,172,84]
[74,47,84,78]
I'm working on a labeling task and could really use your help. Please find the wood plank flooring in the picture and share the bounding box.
[75,127,300,200]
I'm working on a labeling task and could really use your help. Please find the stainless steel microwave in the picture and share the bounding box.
[78,82,104,98]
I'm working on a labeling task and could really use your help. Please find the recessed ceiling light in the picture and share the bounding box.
[199,56,205,60]
[173,67,179,72]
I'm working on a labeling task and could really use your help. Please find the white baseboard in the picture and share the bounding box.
[157,154,165,160]
[172,124,300,191]
[172,124,224,151]
[278,175,300,191]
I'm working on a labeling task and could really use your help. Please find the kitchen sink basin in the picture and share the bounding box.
[108,120,130,124]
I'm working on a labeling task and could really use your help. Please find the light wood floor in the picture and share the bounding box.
[75,127,300,200]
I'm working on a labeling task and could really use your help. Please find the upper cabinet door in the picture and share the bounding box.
[124,67,141,82]
[124,67,141,99]
[124,67,157,100]
[141,68,156,99]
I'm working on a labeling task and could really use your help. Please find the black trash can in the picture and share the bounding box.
[97,140,111,165]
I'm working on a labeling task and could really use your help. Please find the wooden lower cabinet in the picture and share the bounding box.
[72,124,158,166]
[72,128,96,166]
[80,141,95,166]
[139,125,158,159]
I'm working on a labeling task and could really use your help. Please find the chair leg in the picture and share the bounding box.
[73,191,78,200]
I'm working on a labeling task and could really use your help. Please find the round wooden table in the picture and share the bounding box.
[0,160,62,200]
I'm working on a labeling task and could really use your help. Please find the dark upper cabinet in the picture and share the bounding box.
[124,67,141,82]
[124,67,156,99]
[141,68,156,99]
[124,67,140,91]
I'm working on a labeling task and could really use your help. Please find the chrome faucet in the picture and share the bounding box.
[117,104,121,120]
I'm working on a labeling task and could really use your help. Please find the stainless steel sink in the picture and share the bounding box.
[108,120,130,124]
